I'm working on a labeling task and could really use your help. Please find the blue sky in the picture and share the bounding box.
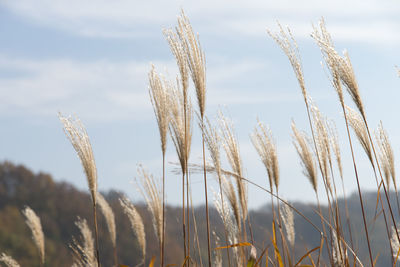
[1,0,400,209]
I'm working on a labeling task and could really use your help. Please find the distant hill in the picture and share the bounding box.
[0,161,396,266]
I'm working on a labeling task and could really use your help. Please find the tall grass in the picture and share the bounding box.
[4,10,400,267]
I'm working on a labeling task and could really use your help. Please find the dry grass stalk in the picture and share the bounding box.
[0,253,20,267]
[280,203,295,248]
[267,23,307,102]
[291,122,318,192]
[251,120,280,191]
[136,166,163,246]
[59,113,101,266]
[22,206,45,265]
[96,193,116,249]
[119,196,146,263]
[148,64,173,267]
[70,217,97,267]
[345,106,373,166]
[313,19,377,265]
[148,64,171,155]
[203,116,232,266]
[375,122,396,190]
[169,80,193,262]
[165,14,193,263]
[219,112,248,222]
[176,10,210,265]
[169,81,193,174]
[59,114,97,203]
[177,9,206,118]
[328,120,356,252]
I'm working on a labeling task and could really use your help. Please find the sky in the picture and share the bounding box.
[0,0,400,209]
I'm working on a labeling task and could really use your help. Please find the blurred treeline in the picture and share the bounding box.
[0,161,396,266]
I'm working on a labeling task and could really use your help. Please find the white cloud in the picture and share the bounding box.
[2,0,400,43]
[0,55,284,121]
[0,56,176,121]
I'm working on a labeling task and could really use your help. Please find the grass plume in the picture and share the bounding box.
[291,121,318,193]
[280,203,295,248]
[22,206,45,265]
[119,196,146,264]
[148,64,172,267]
[176,9,211,265]
[267,23,307,102]
[0,253,20,267]
[96,193,117,266]
[59,113,101,266]
[136,166,163,256]
[251,120,279,191]
[70,217,96,267]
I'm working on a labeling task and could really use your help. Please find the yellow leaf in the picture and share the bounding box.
[149,256,156,267]
[271,221,284,267]
[181,256,190,267]
[215,242,252,250]
[294,246,319,267]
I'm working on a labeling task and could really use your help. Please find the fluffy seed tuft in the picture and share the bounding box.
[22,206,45,264]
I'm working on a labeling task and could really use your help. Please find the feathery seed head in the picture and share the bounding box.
[310,101,332,192]
[119,197,146,261]
[312,18,364,117]
[311,18,344,105]
[338,51,365,118]
[0,253,20,267]
[391,226,400,260]
[212,231,222,267]
[219,112,248,220]
[268,23,308,102]
[328,121,343,179]
[22,206,45,264]
[203,116,222,180]
[148,65,172,155]
[280,203,295,247]
[70,217,96,267]
[213,190,239,248]
[59,113,97,203]
[376,122,396,190]
[163,28,189,97]
[96,193,116,248]
[251,120,280,191]
[221,175,242,234]
[169,80,193,173]
[136,166,163,246]
[292,121,318,192]
[332,231,347,266]
[177,9,206,118]
[345,106,373,166]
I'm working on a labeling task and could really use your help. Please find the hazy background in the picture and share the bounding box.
[0,0,399,209]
